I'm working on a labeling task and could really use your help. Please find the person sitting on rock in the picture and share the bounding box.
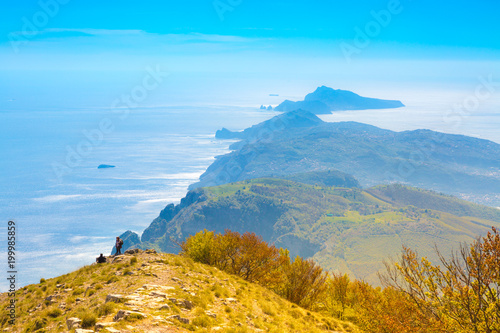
[96,253,106,263]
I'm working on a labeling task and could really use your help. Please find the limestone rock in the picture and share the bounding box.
[125,248,141,255]
[104,328,121,333]
[113,310,147,321]
[142,284,160,289]
[166,315,189,324]
[179,299,194,310]
[150,291,167,298]
[106,294,124,303]
[45,295,61,303]
[66,317,82,330]
[95,322,115,330]
[206,311,217,318]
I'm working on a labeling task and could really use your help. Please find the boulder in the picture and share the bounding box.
[104,328,121,333]
[105,294,124,303]
[113,310,147,321]
[95,322,115,330]
[66,317,82,330]
[142,284,160,289]
[179,299,194,310]
[45,295,61,303]
[166,315,189,324]
[206,311,217,318]
[124,248,141,255]
[150,291,167,298]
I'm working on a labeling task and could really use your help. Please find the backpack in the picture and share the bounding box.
[118,239,124,247]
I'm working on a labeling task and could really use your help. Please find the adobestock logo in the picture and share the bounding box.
[213,0,243,21]
[340,0,405,63]
[8,0,71,54]
[51,65,169,182]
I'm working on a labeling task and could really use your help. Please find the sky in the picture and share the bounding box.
[1,0,500,290]
[1,0,500,108]
[2,0,500,65]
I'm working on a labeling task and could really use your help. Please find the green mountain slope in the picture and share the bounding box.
[193,110,500,207]
[128,179,500,285]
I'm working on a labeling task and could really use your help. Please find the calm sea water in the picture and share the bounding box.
[0,83,499,290]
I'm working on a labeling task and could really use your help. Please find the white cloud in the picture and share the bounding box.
[33,194,81,203]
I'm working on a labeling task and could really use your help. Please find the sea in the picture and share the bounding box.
[1,73,500,291]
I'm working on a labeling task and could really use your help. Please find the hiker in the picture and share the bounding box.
[115,236,124,255]
[96,253,106,263]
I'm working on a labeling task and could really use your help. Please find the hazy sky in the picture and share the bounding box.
[1,1,499,108]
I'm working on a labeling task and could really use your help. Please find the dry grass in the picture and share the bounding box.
[0,251,361,332]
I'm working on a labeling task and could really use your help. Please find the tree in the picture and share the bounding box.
[381,227,500,333]
[278,255,328,310]
[180,229,214,264]
[324,273,350,319]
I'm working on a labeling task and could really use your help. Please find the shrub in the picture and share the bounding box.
[72,288,85,296]
[277,255,328,310]
[192,315,213,328]
[126,313,144,322]
[46,307,62,318]
[96,302,115,316]
[27,318,47,331]
[80,311,97,328]
[180,229,214,264]
[106,276,119,284]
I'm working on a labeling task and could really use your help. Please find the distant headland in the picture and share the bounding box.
[274,86,404,114]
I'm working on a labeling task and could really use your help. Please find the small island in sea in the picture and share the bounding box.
[275,86,405,114]
[97,164,116,169]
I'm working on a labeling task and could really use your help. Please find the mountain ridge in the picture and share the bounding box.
[275,86,404,113]
[195,110,500,207]
[124,180,500,285]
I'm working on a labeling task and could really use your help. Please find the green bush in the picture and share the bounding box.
[126,313,144,322]
[96,302,115,316]
[80,312,97,328]
[180,229,214,264]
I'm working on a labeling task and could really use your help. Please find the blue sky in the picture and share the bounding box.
[1,0,500,108]
[1,0,499,46]
[2,0,499,59]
